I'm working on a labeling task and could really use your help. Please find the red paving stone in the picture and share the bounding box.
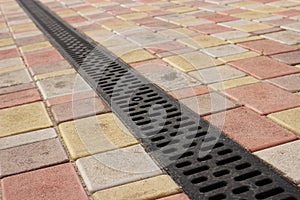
[46,91,97,106]
[63,16,87,24]
[24,49,64,67]
[224,82,300,115]
[276,9,300,17]
[0,48,19,60]
[238,39,298,55]
[168,85,209,100]
[190,24,233,34]
[1,163,88,200]
[204,107,298,152]
[0,82,35,95]
[157,193,190,200]
[0,88,41,109]
[131,59,172,74]
[200,14,238,23]
[51,97,110,123]
[272,51,300,65]
[228,56,300,80]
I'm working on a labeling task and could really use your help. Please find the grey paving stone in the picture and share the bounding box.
[267,73,300,92]
[219,20,255,28]
[0,128,57,150]
[212,30,250,40]
[254,140,300,184]
[0,69,32,88]
[0,138,68,178]
[201,44,248,58]
[76,144,162,192]
[263,30,300,45]
[282,22,300,32]
[0,57,23,69]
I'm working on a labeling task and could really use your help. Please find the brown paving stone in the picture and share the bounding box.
[157,193,190,200]
[228,56,300,80]
[272,51,300,65]
[0,88,41,109]
[224,82,300,115]
[204,107,298,152]
[190,24,233,34]
[0,48,19,60]
[24,49,64,67]
[0,138,68,177]
[238,39,298,55]
[51,97,110,123]
[1,163,88,200]
[268,73,300,92]
[168,85,209,100]
[0,82,35,95]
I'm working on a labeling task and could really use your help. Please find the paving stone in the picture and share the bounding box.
[219,19,256,28]
[118,12,149,21]
[168,85,209,100]
[232,11,271,20]
[267,74,300,92]
[157,193,190,200]
[158,28,197,39]
[0,82,35,95]
[37,74,91,99]
[19,41,52,53]
[178,35,227,49]
[51,96,110,124]
[188,65,246,84]
[24,49,64,67]
[120,49,155,63]
[46,90,97,106]
[34,68,76,80]
[276,9,300,17]
[76,144,162,192]
[93,175,180,200]
[209,76,259,91]
[264,18,297,26]
[180,92,237,116]
[229,56,300,80]
[163,52,223,72]
[212,30,250,40]
[218,51,259,63]
[0,128,57,150]
[235,23,273,32]
[263,30,300,45]
[201,44,248,58]
[225,82,300,115]
[0,38,14,47]
[0,48,19,60]
[130,59,171,74]
[200,13,237,23]
[272,51,300,65]
[0,57,23,69]
[204,107,297,152]
[190,23,233,34]
[0,102,53,138]
[15,34,46,46]
[126,31,170,46]
[29,60,72,76]
[0,88,41,109]
[0,138,68,177]
[230,36,262,44]
[268,107,300,136]
[254,140,300,184]
[145,41,187,54]
[59,113,138,160]
[10,23,37,33]
[144,68,201,91]
[238,39,298,55]
[1,163,88,200]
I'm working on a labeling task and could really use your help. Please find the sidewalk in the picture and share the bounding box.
[1,0,300,199]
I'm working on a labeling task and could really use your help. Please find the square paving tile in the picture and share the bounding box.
[212,30,250,41]
[200,13,237,23]
[0,69,32,88]
[238,39,298,55]
[0,57,23,69]
[178,35,228,49]
[188,65,246,84]
[157,193,190,200]
[267,73,300,92]
[209,76,260,91]
[228,56,300,79]
[0,138,68,177]
[130,59,171,74]
[59,113,138,160]
[268,107,300,136]
[254,140,300,184]
[204,107,298,152]
[272,51,300,65]
[201,44,248,58]
[0,102,53,138]
[76,144,162,192]
[1,163,88,200]
[168,85,209,100]
[0,82,35,95]
[0,48,19,60]
[180,92,237,116]
[24,49,64,67]
[190,23,233,34]
[263,30,300,45]
[225,82,300,115]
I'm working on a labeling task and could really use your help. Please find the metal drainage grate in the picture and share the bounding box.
[18,0,300,199]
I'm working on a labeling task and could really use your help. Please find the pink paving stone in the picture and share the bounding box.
[29,60,72,76]
[189,24,233,34]
[250,0,277,2]
[145,41,187,54]
[224,82,300,115]
[46,90,97,106]
[108,8,132,15]
[267,73,300,92]
[1,163,88,200]
[228,56,300,80]
[252,27,283,35]
[276,10,300,17]
[0,49,19,60]
[204,107,298,152]
[51,96,110,123]
[0,89,41,109]
[168,85,210,100]
[24,49,64,67]
[238,39,298,55]
[200,14,238,23]
[219,8,245,15]
[0,82,35,95]
[157,193,190,200]
[15,34,46,46]
[63,16,87,24]
[0,138,68,178]
[130,59,172,74]
[264,18,297,26]
[271,51,300,65]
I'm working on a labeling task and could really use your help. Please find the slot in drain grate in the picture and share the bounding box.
[17,0,300,199]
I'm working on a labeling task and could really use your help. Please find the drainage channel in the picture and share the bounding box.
[17,0,300,199]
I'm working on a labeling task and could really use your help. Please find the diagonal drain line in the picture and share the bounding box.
[17,0,300,199]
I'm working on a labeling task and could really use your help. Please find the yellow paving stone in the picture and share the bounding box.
[251,5,287,13]
[167,6,196,13]
[230,36,262,44]
[120,49,155,63]
[209,76,260,90]
[34,68,76,81]
[159,28,196,38]
[0,38,14,47]
[78,9,100,15]
[131,5,158,11]
[296,65,300,69]
[268,107,300,136]
[0,65,25,74]
[118,12,149,21]
[218,51,260,62]
[20,41,52,53]
[102,21,135,31]
[229,1,257,8]
[179,35,228,49]
[170,18,208,27]
[0,102,53,138]
[235,23,273,32]
[10,24,36,32]
[296,93,300,96]
[163,52,223,72]
[232,11,271,20]
[56,10,77,17]
[0,23,7,29]
[59,113,138,160]
[92,175,180,200]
